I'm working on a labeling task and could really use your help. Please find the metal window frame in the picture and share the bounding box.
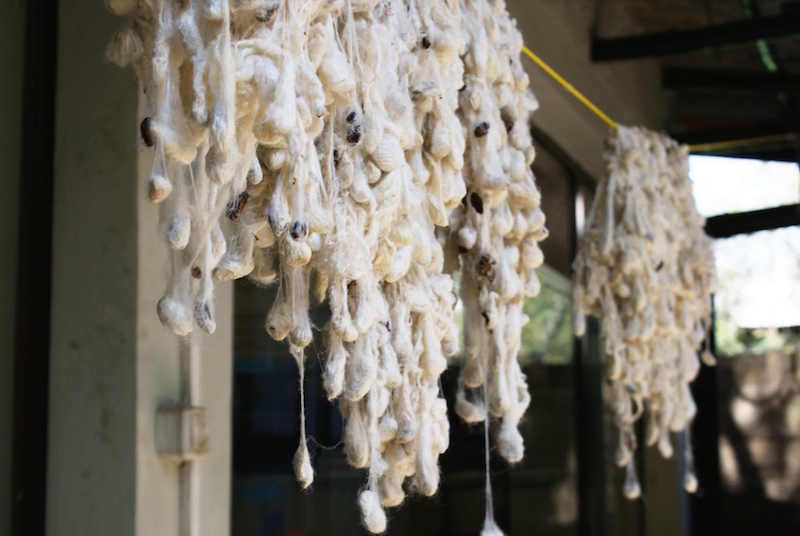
[12,1,58,534]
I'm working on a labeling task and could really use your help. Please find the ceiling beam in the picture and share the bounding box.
[662,67,800,92]
[693,148,799,162]
[592,13,800,62]
[705,203,800,238]
[670,124,794,146]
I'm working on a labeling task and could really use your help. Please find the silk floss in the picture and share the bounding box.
[106,0,546,532]
[572,126,715,498]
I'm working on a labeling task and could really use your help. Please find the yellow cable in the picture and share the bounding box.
[520,46,797,154]
[521,45,618,130]
[687,133,796,153]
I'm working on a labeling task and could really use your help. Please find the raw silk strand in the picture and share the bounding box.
[292,344,314,489]
[481,368,504,536]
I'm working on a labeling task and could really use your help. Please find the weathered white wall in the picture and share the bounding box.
[47,3,233,536]
[508,0,668,180]
[0,1,25,534]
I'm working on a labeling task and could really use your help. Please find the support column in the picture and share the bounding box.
[46,3,232,536]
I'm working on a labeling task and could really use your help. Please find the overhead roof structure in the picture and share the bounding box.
[592,0,800,162]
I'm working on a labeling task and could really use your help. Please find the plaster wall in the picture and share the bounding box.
[46,4,233,535]
[508,0,668,180]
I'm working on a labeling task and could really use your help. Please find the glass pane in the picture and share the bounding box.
[690,156,800,218]
[520,264,573,365]
[451,265,574,366]
[232,265,579,535]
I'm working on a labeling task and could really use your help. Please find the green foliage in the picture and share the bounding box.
[450,264,574,366]
[520,265,573,365]
[715,309,800,357]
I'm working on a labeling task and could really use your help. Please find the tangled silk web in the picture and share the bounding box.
[106,0,545,531]
[572,126,715,499]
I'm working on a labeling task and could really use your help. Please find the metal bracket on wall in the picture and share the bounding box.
[155,404,209,463]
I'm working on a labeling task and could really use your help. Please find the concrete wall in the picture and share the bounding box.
[508,0,669,180]
[46,4,232,536]
[0,1,25,534]
[533,145,575,275]
[47,2,138,532]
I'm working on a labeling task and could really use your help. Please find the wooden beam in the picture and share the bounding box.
[671,124,794,147]
[705,203,800,238]
[662,67,800,92]
[691,147,799,162]
[592,14,800,62]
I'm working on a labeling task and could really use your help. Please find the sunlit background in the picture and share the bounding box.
[690,156,800,507]
[690,156,800,354]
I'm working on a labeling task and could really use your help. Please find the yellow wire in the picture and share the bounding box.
[521,46,618,130]
[687,133,796,153]
[520,46,797,154]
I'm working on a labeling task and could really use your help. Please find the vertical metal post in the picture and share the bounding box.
[570,177,609,536]
[574,317,608,536]
[179,332,201,536]
[12,1,58,533]
[689,305,721,535]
